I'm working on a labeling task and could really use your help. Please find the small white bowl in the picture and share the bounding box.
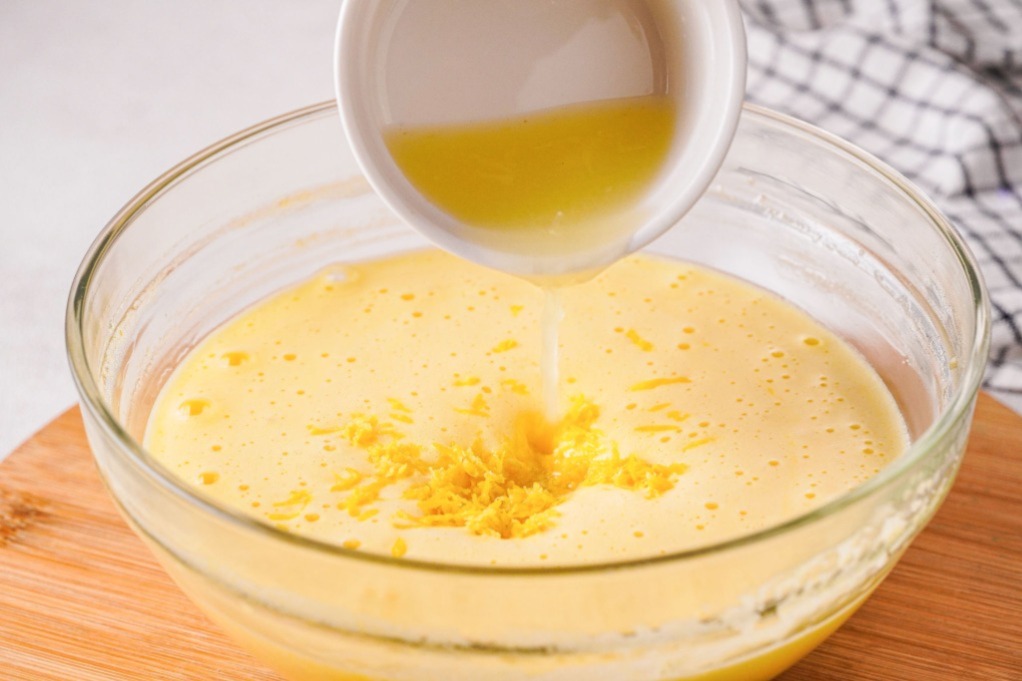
[335,0,747,276]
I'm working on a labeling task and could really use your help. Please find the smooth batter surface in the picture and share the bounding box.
[144,250,907,566]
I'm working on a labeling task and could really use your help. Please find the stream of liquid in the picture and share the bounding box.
[386,94,677,418]
[540,288,565,417]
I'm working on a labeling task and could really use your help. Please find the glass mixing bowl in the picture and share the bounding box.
[67,102,989,680]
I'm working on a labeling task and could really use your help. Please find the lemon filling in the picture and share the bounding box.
[144,250,907,566]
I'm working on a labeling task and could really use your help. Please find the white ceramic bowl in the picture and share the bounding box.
[334,0,747,276]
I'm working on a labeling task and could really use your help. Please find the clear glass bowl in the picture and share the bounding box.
[67,102,989,680]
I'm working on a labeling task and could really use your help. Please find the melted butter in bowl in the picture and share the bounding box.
[384,96,676,269]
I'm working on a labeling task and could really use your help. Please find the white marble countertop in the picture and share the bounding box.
[0,0,338,459]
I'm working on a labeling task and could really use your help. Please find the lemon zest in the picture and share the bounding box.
[267,489,313,521]
[630,376,691,391]
[491,339,519,353]
[682,437,715,452]
[625,329,654,351]
[454,393,490,417]
[328,396,686,540]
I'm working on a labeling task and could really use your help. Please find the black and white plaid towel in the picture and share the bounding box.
[742,0,1022,411]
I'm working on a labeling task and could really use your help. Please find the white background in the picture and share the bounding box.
[0,1,338,459]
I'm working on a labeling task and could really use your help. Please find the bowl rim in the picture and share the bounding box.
[66,100,991,576]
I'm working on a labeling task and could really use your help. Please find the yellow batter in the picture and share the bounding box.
[144,250,906,567]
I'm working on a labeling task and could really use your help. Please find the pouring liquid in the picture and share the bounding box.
[372,0,677,418]
[385,95,676,417]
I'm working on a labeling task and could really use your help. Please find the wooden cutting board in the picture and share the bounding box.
[1,394,1020,680]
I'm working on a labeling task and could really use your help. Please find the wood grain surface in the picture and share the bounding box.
[1,394,1019,680]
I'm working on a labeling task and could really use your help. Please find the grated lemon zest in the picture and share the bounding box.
[491,339,519,353]
[625,329,654,351]
[682,437,715,452]
[454,393,490,417]
[500,379,530,395]
[328,396,687,540]
[307,424,343,436]
[331,468,364,492]
[387,398,412,413]
[341,414,402,446]
[267,489,313,521]
[630,376,691,391]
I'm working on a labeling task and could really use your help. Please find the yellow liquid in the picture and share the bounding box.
[146,251,905,565]
[144,250,906,679]
[385,95,675,258]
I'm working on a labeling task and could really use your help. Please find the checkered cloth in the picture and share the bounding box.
[741,0,1022,411]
